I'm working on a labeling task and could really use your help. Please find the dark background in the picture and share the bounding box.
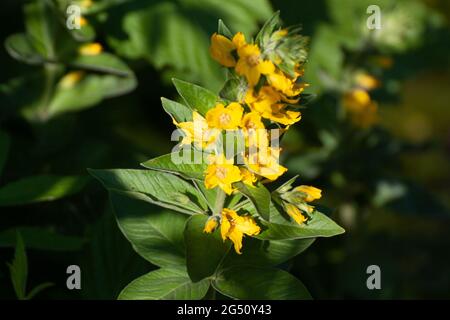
[0,0,449,299]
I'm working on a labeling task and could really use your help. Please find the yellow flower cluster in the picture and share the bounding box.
[174,26,322,253]
[281,185,322,224]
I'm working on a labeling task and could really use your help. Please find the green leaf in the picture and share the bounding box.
[109,190,187,268]
[235,181,271,221]
[241,201,345,240]
[0,131,10,177]
[4,33,44,65]
[25,282,53,300]
[161,97,193,122]
[0,175,88,207]
[213,266,311,299]
[118,267,210,300]
[218,19,233,38]
[23,0,58,59]
[7,232,28,300]
[256,11,281,46]
[89,168,207,214]
[0,227,85,251]
[193,182,220,212]
[221,237,315,268]
[184,215,231,282]
[260,206,345,240]
[172,78,218,116]
[219,78,246,102]
[81,207,149,299]
[141,152,208,181]
[48,53,137,117]
[304,24,343,91]
[106,0,272,90]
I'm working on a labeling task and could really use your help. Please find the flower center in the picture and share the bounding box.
[247,54,260,67]
[216,167,228,179]
[219,113,231,125]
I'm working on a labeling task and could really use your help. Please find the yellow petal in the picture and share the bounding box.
[285,204,307,225]
[59,71,84,88]
[258,60,275,75]
[355,73,379,90]
[203,217,219,233]
[232,32,246,49]
[295,185,322,202]
[210,33,236,67]
[79,42,103,56]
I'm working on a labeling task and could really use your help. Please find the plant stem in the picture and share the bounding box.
[213,189,226,216]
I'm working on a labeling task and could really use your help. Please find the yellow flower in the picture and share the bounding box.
[77,16,88,27]
[355,73,379,90]
[174,111,219,148]
[59,71,84,88]
[285,203,307,225]
[80,0,93,8]
[295,185,322,202]
[245,147,287,181]
[79,42,103,56]
[204,155,242,194]
[342,89,379,128]
[241,112,265,130]
[206,102,243,130]
[220,208,260,254]
[240,112,268,148]
[266,69,304,97]
[210,33,236,67]
[264,104,301,126]
[343,89,370,113]
[350,101,379,128]
[245,86,280,113]
[233,34,275,86]
[245,87,301,126]
[203,217,219,233]
[240,167,257,186]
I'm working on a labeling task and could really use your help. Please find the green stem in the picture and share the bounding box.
[213,188,226,216]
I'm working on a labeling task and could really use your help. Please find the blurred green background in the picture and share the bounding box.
[0,0,449,299]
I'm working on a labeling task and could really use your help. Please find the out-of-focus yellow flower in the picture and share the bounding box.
[343,89,379,128]
[350,101,379,128]
[173,111,219,148]
[206,102,243,130]
[245,147,287,181]
[355,73,380,90]
[79,42,103,56]
[204,155,242,194]
[77,16,88,27]
[285,203,307,225]
[210,33,237,67]
[295,185,322,202]
[220,208,260,254]
[59,71,84,88]
[343,89,371,113]
[203,217,219,233]
[80,0,93,8]
[240,167,257,186]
